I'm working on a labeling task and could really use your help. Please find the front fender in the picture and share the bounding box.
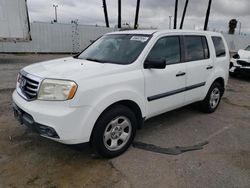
[90,89,146,117]
[82,89,145,142]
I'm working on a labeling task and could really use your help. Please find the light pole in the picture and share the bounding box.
[169,16,172,29]
[53,4,58,23]
[238,21,242,35]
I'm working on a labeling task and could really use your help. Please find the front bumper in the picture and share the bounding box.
[230,66,250,74]
[13,103,60,138]
[12,90,99,144]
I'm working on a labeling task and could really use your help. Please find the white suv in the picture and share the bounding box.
[13,30,229,158]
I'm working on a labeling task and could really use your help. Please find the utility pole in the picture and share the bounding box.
[169,16,172,29]
[102,0,109,27]
[134,0,140,29]
[180,0,189,29]
[174,0,178,29]
[238,21,242,35]
[204,0,212,31]
[118,0,121,28]
[53,4,58,23]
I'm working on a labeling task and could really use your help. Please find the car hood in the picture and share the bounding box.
[23,57,126,80]
[238,49,250,62]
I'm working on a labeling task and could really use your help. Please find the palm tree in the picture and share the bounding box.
[180,0,189,29]
[102,0,109,27]
[134,0,141,29]
[204,0,212,30]
[228,19,238,34]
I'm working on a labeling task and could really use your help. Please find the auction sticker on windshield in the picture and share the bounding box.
[130,36,149,42]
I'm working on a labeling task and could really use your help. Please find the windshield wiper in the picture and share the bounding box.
[86,58,105,63]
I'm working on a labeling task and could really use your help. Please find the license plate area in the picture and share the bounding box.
[13,104,24,124]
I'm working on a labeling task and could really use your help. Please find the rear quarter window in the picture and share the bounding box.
[212,36,226,57]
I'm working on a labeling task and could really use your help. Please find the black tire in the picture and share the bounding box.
[91,104,137,158]
[229,71,237,77]
[200,82,223,113]
[229,62,233,69]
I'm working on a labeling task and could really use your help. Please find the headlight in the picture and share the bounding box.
[38,79,77,101]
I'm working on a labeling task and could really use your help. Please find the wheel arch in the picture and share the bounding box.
[213,77,225,94]
[96,99,143,129]
[89,99,144,145]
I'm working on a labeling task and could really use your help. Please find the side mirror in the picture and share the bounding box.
[144,59,166,69]
[232,53,239,59]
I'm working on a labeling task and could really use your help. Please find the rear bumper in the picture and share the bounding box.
[12,90,99,144]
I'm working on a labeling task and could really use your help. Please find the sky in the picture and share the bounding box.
[27,0,250,34]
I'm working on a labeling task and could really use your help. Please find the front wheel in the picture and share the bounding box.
[91,104,137,158]
[200,82,223,113]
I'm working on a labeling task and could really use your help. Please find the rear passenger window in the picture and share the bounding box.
[147,36,181,64]
[184,36,209,62]
[212,36,226,57]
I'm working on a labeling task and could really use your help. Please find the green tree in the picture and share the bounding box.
[228,19,237,34]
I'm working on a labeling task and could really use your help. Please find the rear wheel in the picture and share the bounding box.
[200,82,223,113]
[91,104,137,158]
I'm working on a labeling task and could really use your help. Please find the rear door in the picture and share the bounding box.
[183,35,212,103]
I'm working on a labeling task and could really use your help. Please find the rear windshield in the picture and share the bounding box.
[78,34,151,65]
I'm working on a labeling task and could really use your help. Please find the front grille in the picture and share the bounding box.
[17,70,42,101]
[237,60,250,67]
[20,76,39,99]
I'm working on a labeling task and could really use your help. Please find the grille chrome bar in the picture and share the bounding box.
[26,80,39,87]
[16,70,43,101]
[26,86,38,92]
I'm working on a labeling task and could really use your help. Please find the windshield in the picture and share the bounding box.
[245,45,250,51]
[78,34,151,64]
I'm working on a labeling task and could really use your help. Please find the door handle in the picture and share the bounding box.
[176,71,186,77]
[206,65,213,70]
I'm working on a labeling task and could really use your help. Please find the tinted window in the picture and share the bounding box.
[184,36,206,61]
[212,36,226,57]
[147,36,181,64]
[202,37,210,59]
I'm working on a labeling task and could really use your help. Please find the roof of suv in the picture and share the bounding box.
[107,29,221,37]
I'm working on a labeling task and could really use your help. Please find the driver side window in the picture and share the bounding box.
[147,36,181,65]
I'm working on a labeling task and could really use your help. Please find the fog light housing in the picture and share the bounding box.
[38,125,59,138]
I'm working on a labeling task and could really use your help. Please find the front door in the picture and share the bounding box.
[143,36,186,117]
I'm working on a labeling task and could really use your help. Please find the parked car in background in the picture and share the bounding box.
[230,45,250,76]
[13,30,229,158]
